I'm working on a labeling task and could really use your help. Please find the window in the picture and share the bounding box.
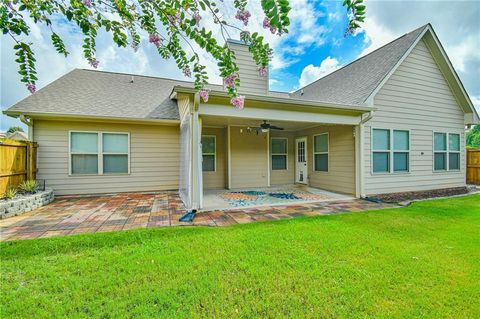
[434,132,460,171]
[69,131,129,175]
[271,138,287,170]
[314,133,328,172]
[372,129,410,173]
[201,135,215,172]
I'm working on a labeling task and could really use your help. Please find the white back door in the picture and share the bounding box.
[295,137,308,184]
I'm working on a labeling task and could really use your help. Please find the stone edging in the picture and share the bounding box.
[0,188,54,219]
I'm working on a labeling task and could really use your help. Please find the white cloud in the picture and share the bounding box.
[358,16,399,57]
[298,56,340,87]
[446,35,480,73]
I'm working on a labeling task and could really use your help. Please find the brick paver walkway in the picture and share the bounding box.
[0,192,397,241]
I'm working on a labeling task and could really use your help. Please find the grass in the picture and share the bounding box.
[1,195,479,318]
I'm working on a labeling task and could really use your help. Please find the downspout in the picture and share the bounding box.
[19,115,33,141]
[358,111,374,198]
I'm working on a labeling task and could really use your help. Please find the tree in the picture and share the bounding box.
[1,0,365,107]
[466,125,480,148]
[7,126,24,134]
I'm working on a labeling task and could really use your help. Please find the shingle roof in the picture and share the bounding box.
[5,69,221,120]
[289,24,428,105]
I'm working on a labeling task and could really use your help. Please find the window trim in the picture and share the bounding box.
[69,131,130,176]
[271,137,288,171]
[371,128,411,175]
[313,133,329,172]
[201,135,216,172]
[433,131,461,172]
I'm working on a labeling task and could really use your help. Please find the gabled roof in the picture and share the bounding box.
[4,69,221,121]
[290,25,428,105]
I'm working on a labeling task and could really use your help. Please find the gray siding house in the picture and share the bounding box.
[4,24,478,209]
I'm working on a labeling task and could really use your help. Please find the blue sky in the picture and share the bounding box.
[1,0,479,131]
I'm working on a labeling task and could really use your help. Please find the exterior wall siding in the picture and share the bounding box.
[364,39,466,195]
[229,126,269,189]
[296,125,356,195]
[202,127,227,189]
[34,120,180,195]
[228,42,268,95]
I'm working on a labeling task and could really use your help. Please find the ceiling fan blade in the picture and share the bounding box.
[269,126,284,130]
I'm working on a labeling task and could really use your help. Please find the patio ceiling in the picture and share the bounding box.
[201,115,349,132]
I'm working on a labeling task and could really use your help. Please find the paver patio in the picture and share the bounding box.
[0,192,397,241]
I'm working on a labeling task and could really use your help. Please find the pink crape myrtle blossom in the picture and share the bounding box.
[82,0,91,7]
[235,9,251,26]
[231,96,245,109]
[192,11,201,26]
[182,66,192,77]
[258,66,268,77]
[224,73,238,88]
[262,17,277,34]
[89,58,99,68]
[149,33,161,48]
[199,88,210,102]
[26,83,36,94]
[167,13,181,25]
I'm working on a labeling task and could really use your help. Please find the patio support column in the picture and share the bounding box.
[355,125,362,198]
[191,95,203,209]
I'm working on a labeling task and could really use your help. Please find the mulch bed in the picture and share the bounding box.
[371,187,470,203]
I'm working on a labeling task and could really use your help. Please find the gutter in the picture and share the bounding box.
[171,86,376,114]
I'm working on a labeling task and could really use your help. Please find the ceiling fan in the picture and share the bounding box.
[256,120,284,134]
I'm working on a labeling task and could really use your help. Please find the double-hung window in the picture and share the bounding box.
[70,131,129,175]
[313,133,329,172]
[434,132,460,171]
[372,129,410,173]
[271,138,287,170]
[201,135,216,172]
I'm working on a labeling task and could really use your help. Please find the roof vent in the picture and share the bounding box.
[130,76,134,83]
[300,89,304,95]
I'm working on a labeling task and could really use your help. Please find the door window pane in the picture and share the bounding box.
[272,138,287,154]
[449,134,460,151]
[202,155,215,171]
[373,129,390,150]
[72,154,98,174]
[314,134,328,152]
[373,152,389,173]
[272,155,287,170]
[71,132,97,153]
[449,153,460,170]
[434,153,446,170]
[394,130,409,151]
[434,133,446,151]
[315,154,328,171]
[103,133,128,153]
[103,154,128,173]
[394,152,409,172]
[201,136,215,154]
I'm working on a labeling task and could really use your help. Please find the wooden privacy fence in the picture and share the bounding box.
[0,138,38,196]
[467,149,480,185]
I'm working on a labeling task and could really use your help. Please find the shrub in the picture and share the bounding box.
[18,180,39,194]
[4,187,17,199]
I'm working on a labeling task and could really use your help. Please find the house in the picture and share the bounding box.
[6,131,29,141]
[4,24,478,210]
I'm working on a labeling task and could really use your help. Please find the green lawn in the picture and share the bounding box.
[1,195,479,318]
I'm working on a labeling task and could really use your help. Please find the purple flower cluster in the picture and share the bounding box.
[149,33,161,48]
[235,9,251,26]
[199,88,210,102]
[82,0,92,7]
[231,96,245,109]
[167,13,181,25]
[26,83,36,94]
[224,73,238,89]
[89,58,99,68]
[182,66,192,78]
[258,66,268,77]
[192,11,201,26]
[263,17,277,34]
[6,1,14,10]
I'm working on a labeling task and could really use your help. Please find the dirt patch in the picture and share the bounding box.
[370,187,470,203]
